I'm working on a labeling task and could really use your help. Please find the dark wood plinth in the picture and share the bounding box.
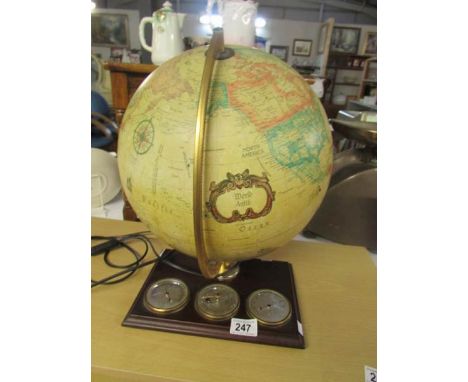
[122,250,305,349]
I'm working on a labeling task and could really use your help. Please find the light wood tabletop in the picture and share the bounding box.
[92,217,376,382]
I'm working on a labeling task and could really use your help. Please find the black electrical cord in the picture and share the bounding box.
[161,258,203,277]
[91,231,202,288]
[91,232,154,287]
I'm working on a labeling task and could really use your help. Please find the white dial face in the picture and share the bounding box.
[144,278,189,313]
[247,289,291,325]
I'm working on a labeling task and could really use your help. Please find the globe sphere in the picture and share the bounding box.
[117,45,333,262]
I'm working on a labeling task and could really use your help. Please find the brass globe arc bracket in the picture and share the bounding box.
[193,28,236,279]
[203,28,235,61]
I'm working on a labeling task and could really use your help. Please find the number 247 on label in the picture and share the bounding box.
[230,318,258,337]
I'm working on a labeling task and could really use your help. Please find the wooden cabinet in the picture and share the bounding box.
[104,62,157,125]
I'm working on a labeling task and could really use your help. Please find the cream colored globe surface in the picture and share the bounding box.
[117,45,333,262]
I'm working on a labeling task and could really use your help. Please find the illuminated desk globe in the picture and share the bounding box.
[118,35,333,278]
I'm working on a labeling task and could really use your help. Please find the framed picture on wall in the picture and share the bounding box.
[362,31,377,55]
[92,13,130,48]
[270,45,289,62]
[292,39,313,56]
[330,26,361,54]
[318,23,329,54]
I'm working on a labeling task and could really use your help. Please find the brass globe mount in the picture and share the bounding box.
[193,28,236,279]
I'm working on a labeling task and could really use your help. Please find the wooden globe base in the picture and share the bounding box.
[122,250,305,349]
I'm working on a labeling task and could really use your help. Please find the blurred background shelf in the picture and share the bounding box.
[359,57,377,99]
[324,53,370,104]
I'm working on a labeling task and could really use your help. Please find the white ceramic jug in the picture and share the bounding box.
[208,0,257,47]
[139,1,185,65]
[310,78,325,99]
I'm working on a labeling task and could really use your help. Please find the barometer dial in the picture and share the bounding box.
[143,278,190,314]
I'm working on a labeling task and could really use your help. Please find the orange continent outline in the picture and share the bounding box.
[227,62,316,131]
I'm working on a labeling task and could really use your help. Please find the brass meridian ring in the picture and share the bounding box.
[193,28,234,279]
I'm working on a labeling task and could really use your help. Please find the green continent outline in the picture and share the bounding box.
[265,107,330,182]
[208,81,229,117]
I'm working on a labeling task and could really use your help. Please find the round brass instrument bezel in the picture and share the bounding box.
[143,278,190,315]
[194,283,240,321]
[246,289,292,327]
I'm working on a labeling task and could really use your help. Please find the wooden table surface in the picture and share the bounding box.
[92,217,376,382]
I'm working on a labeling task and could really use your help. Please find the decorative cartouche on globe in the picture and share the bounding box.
[117,31,333,277]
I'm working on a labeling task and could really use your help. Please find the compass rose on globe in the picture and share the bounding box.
[133,119,155,154]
